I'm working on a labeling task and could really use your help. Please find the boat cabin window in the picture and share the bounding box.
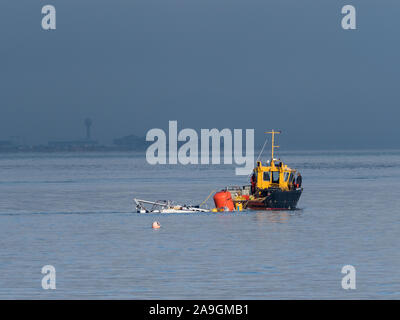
[272,171,280,183]
[289,173,295,184]
[284,172,289,182]
[263,172,270,182]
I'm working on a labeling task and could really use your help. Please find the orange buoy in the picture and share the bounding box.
[213,190,234,211]
[152,221,161,229]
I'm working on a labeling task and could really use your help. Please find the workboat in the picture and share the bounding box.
[134,199,209,213]
[213,130,303,211]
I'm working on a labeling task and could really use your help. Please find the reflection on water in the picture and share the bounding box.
[254,211,292,224]
[0,150,400,299]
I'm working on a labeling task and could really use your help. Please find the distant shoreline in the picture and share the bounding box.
[1,147,399,154]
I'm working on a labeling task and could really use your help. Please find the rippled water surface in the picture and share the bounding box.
[0,150,399,299]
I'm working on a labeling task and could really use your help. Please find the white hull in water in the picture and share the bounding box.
[134,199,209,213]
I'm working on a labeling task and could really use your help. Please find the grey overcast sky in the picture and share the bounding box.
[0,0,399,149]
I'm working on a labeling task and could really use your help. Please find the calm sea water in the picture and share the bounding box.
[0,150,399,299]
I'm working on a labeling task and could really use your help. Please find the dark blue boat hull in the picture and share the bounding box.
[246,188,302,210]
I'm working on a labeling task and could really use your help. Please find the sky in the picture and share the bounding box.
[0,0,399,149]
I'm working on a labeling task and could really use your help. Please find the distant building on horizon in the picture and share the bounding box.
[0,137,27,151]
[84,118,92,140]
[0,140,15,150]
[46,118,99,151]
[113,134,148,150]
[47,139,99,151]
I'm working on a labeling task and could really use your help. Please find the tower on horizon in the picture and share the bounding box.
[84,118,92,140]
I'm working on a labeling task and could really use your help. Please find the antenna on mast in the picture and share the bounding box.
[265,130,281,160]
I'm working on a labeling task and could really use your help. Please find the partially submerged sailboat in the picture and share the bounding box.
[134,199,209,213]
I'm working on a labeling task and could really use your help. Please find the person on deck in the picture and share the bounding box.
[296,173,302,188]
[250,172,256,194]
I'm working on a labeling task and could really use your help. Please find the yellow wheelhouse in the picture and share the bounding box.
[253,130,298,194]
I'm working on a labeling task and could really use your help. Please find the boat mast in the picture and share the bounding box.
[265,130,281,160]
